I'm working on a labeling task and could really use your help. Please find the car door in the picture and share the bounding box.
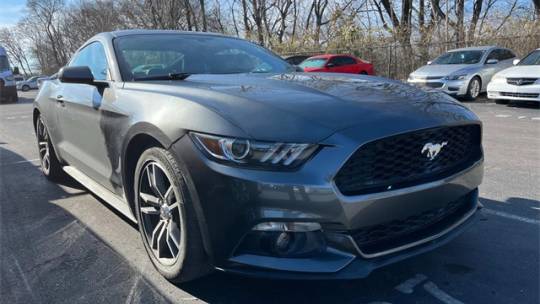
[481,49,504,88]
[55,42,121,192]
[340,56,359,73]
[324,57,341,73]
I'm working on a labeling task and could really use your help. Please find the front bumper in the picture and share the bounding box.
[487,82,540,102]
[222,202,480,279]
[170,122,483,279]
[408,78,470,96]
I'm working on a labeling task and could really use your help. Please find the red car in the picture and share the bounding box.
[299,54,375,75]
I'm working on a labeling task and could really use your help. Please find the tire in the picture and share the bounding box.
[134,147,210,283]
[22,85,30,92]
[35,115,65,180]
[359,71,368,75]
[465,77,481,100]
[494,99,509,104]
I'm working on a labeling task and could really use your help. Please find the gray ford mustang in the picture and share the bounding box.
[33,30,483,282]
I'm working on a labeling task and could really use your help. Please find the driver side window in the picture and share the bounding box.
[69,42,109,81]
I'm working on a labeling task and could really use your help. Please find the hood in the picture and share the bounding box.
[412,64,476,78]
[495,65,540,78]
[126,73,477,143]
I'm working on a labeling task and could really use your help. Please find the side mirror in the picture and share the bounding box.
[513,59,520,65]
[427,61,432,65]
[59,66,95,85]
[326,62,335,68]
[486,59,499,65]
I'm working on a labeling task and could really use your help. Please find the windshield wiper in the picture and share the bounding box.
[133,72,191,81]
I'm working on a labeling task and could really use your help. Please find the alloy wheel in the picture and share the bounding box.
[36,117,51,175]
[138,161,182,265]
[470,79,480,98]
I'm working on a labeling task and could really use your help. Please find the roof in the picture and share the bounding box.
[448,45,498,52]
[108,29,226,38]
[308,54,354,59]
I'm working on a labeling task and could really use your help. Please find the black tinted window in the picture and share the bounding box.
[0,55,9,71]
[501,50,516,60]
[69,42,109,81]
[486,50,500,61]
[340,56,356,65]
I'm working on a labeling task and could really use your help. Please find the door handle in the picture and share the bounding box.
[56,95,65,106]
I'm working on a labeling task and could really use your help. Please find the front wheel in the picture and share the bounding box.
[36,115,65,180]
[465,77,481,100]
[22,85,30,92]
[134,147,210,282]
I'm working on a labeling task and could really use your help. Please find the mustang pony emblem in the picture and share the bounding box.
[421,142,448,160]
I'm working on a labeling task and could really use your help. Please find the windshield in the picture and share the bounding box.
[432,51,484,65]
[0,55,10,72]
[518,50,540,65]
[299,58,327,68]
[114,34,293,80]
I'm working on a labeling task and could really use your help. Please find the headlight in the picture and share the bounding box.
[190,132,319,169]
[408,74,415,81]
[492,74,505,82]
[444,74,468,81]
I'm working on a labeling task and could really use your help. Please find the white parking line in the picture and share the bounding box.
[423,281,464,304]
[532,117,540,121]
[395,274,427,294]
[483,208,540,225]
[518,116,526,119]
[495,114,511,118]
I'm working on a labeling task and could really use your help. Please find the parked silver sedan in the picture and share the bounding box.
[16,75,47,91]
[408,46,516,100]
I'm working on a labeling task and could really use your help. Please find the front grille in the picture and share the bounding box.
[423,82,443,88]
[335,125,482,196]
[500,92,539,98]
[507,78,537,86]
[351,191,475,256]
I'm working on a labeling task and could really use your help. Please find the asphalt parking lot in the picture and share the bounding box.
[1,90,539,304]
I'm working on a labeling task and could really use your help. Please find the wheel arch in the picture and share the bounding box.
[121,122,174,215]
[121,125,214,261]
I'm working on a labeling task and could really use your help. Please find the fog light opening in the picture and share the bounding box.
[252,221,322,232]
[235,222,327,258]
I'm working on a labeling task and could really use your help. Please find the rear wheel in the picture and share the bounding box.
[359,71,368,75]
[22,85,30,92]
[465,77,481,100]
[134,147,210,282]
[36,115,65,180]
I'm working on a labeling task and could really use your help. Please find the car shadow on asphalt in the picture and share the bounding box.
[0,147,171,304]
